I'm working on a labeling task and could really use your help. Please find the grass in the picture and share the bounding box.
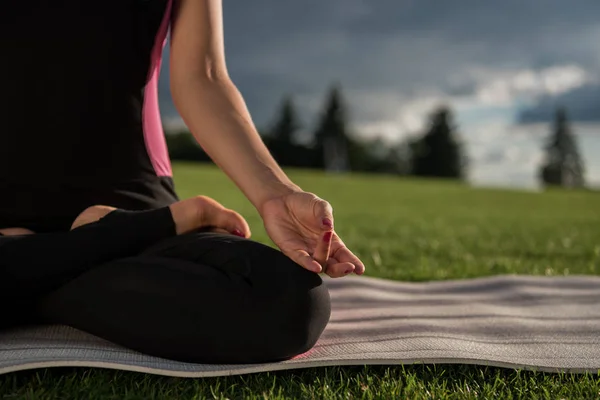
[2,162,600,399]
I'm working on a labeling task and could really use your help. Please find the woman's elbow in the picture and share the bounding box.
[170,59,231,93]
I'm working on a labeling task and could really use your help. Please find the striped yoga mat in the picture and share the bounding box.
[1,275,599,376]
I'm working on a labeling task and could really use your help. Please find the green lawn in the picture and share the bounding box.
[2,163,600,399]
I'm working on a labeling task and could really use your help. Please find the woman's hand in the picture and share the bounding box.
[260,191,365,278]
[72,196,251,237]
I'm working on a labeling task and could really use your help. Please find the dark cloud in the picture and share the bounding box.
[220,0,600,70]
[220,0,600,41]
[159,0,600,127]
[518,84,600,123]
[345,1,600,38]
[158,41,328,131]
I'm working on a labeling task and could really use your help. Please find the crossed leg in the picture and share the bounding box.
[38,231,331,364]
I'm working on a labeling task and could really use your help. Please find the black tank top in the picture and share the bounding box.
[0,0,179,232]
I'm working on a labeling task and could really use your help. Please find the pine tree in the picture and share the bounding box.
[271,96,299,145]
[539,107,585,188]
[411,106,465,179]
[313,85,350,171]
[267,96,314,168]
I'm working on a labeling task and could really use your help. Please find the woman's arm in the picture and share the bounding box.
[168,1,366,277]
[169,0,301,211]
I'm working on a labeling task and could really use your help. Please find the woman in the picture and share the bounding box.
[0,0,365,364]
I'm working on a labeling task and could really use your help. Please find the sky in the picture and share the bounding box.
[158,0,600,189]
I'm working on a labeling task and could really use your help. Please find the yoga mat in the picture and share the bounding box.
[1,275,599,376]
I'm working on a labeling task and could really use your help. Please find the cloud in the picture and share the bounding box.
[161,1,600,126]
[319,64,595,146]
[517,84,600,123]
[470,65,596,106]
[157,0,600,187]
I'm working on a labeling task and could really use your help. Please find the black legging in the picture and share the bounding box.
[0,208,331,364]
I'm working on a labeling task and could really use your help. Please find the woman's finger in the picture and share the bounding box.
[313,230,333,267]
[314,199,334,230]
[324,259,356,278]
[332,245,366,275]
[285,249,322,273]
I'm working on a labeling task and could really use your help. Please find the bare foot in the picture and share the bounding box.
[71,205,117,230]
[0,227,35,236]
[169,196,250,237]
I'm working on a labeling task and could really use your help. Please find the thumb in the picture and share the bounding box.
[314,199,334,231]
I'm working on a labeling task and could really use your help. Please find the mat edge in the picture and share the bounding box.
[0,359,596,377]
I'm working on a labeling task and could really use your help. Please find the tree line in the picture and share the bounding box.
[165,85,586,189]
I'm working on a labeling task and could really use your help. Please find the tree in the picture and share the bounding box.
[265,96,315,168]
[346,137,410,175]
[384,140,412,175]
[270,96,299,145]
[313,85,351,172]
[164,130,212,163]
[539,107,585,188]
[410,105,466,179]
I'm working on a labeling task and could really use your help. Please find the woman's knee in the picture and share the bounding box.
[243,246,331,360]
[180,277,331,364]
[229,236,332,358]
[273,273,331,359]
[156,237,333,363]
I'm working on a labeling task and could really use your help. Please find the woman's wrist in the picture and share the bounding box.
[251,174,303,215]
